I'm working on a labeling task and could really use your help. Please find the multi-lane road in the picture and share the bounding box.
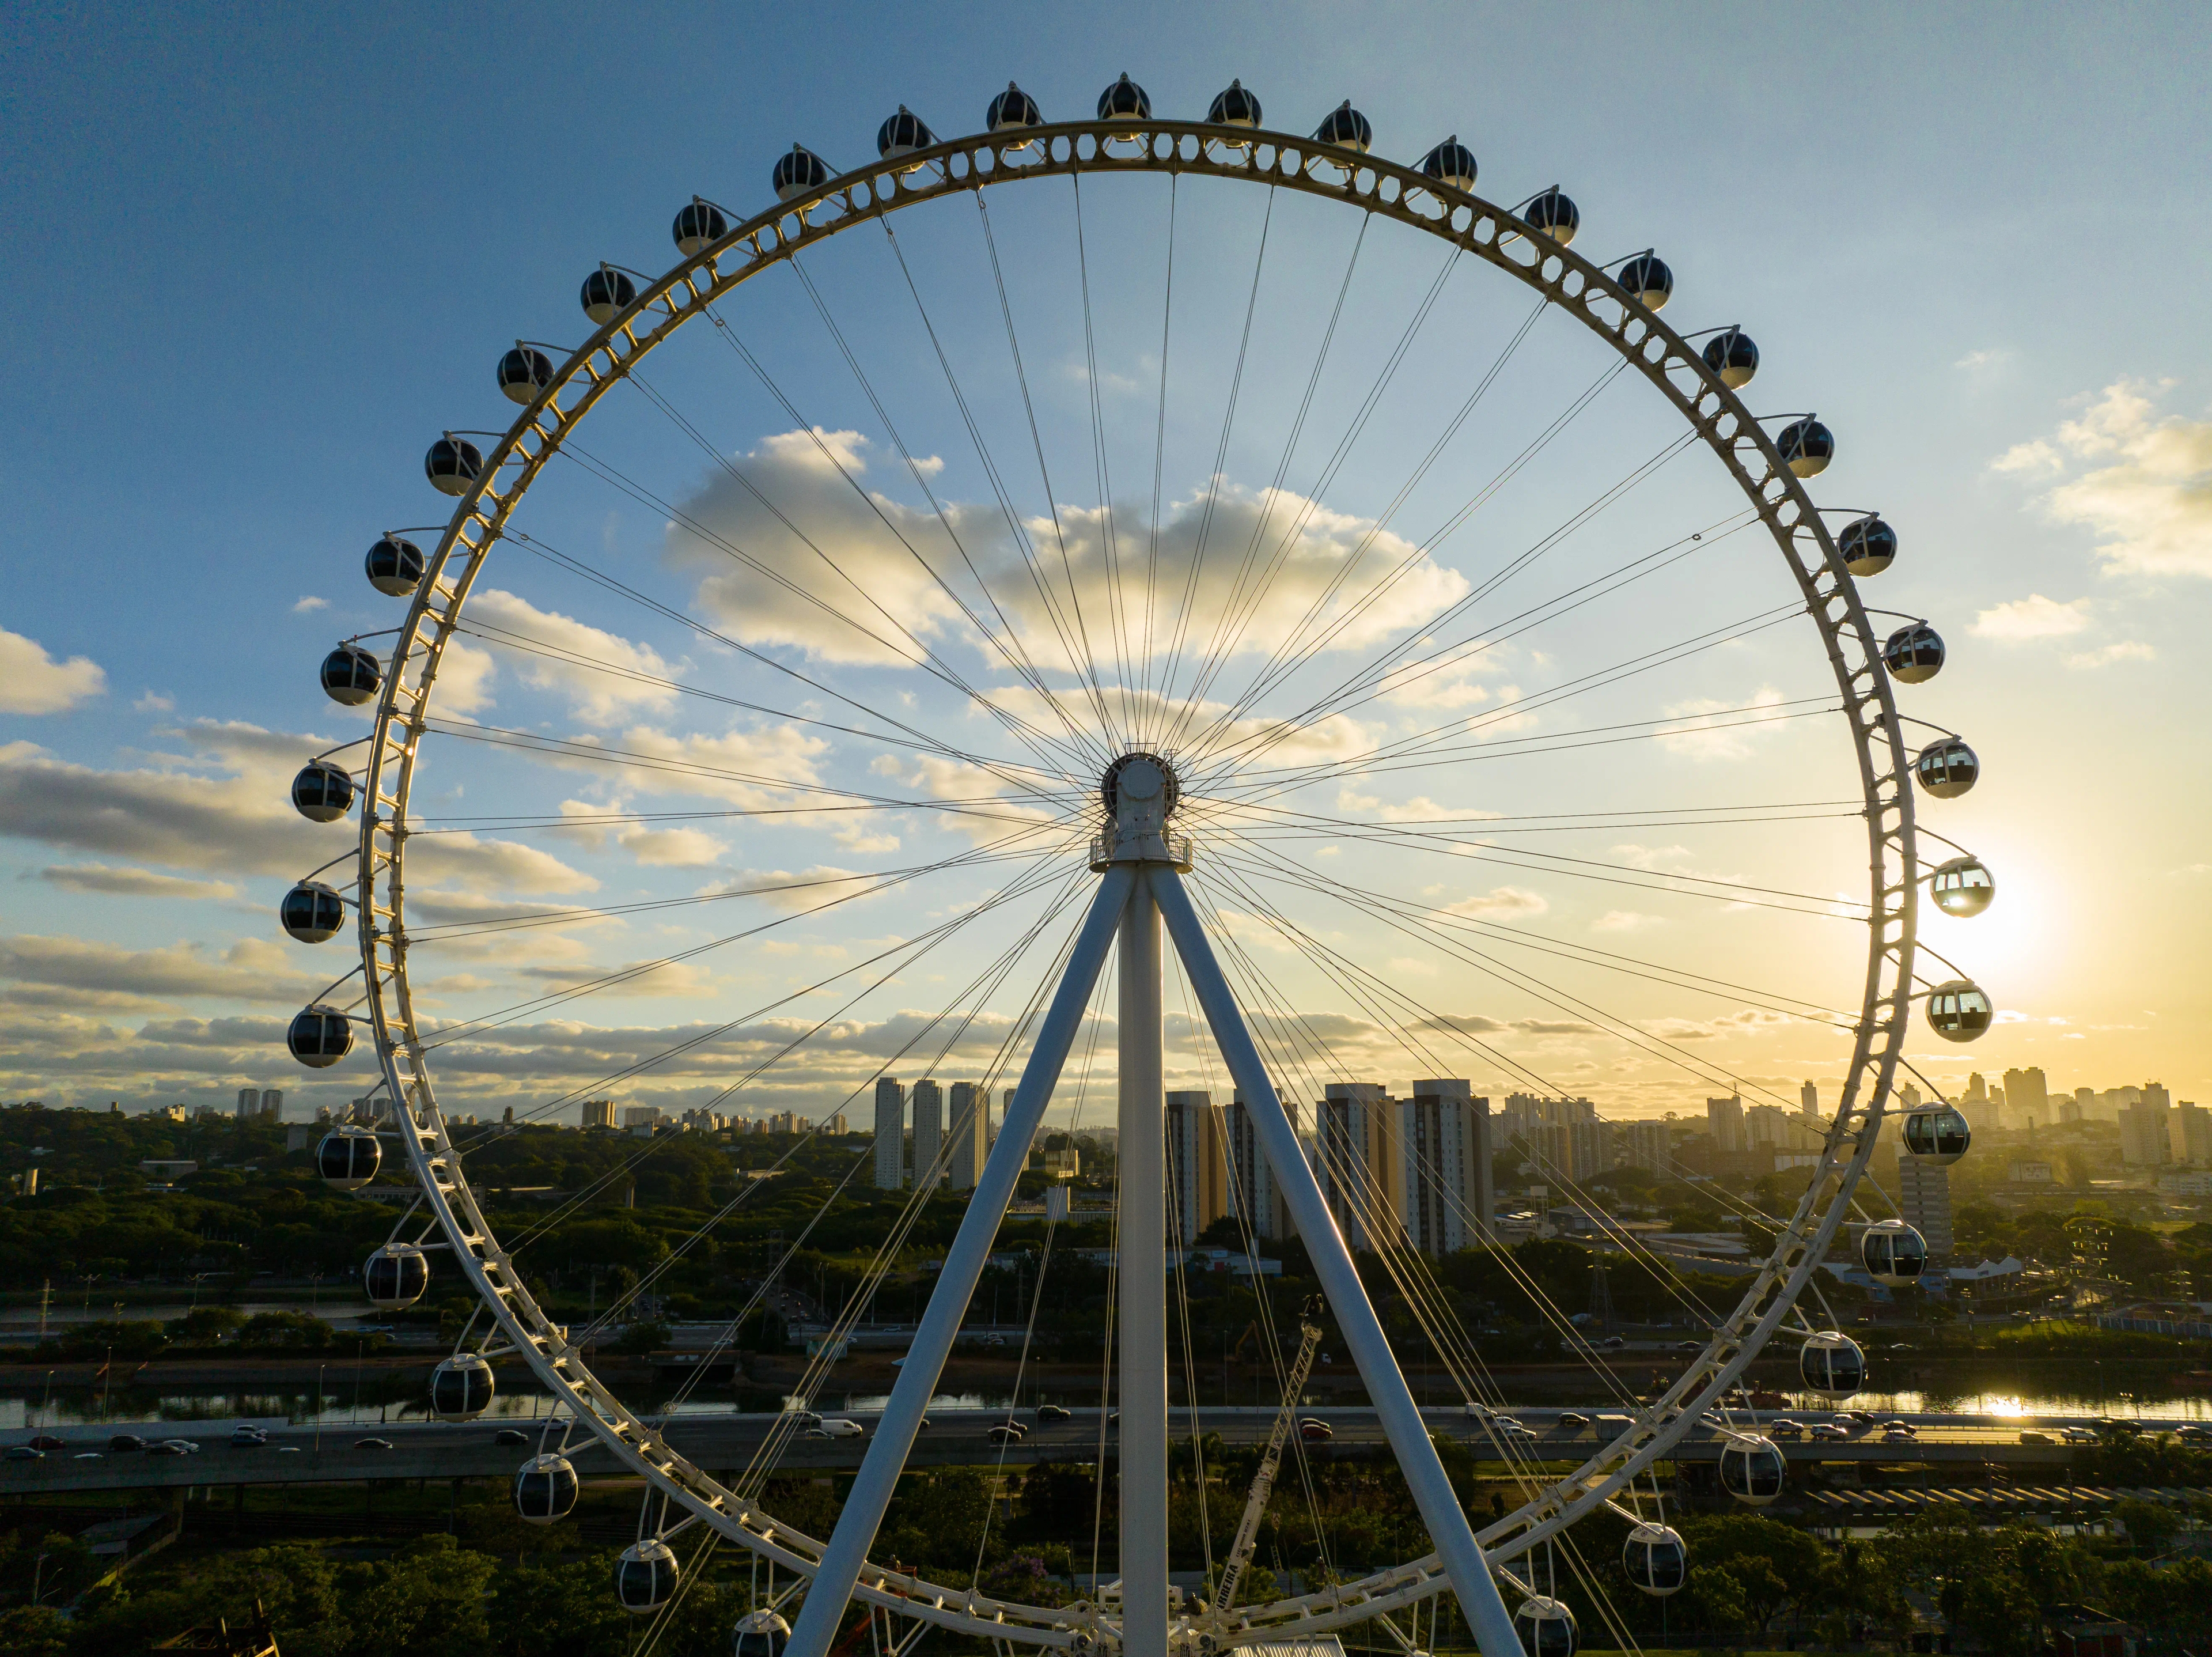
[0,1405,2168,1496]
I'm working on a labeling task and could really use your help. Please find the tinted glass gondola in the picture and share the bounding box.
[1513,1596,1577,1657]
[291,760,355,822]
[365,534,425,596]
[1314,100,1372,153]
[1915,737,1979,799]
[733,1610,791,1657]
[1838,514,1896,576]
[1097,74,1150,121]
[876,107,935,160]
[364,1243,429,1309]
[1208,80,1261,127]
[320,645,381,706]
[1925,980,1993,1043]
[281,880,346,943]
[581,267,637,325]
[1799,1331,1866,1397]
[616,1539,679,1614]
[771,145,829,203]
[1622,1523,1687,1595]
[1700,327,1759,389]
[497,347,553,407]
[425,435,483,497]
[514,1452,579,1523]
[1523,187,1579,245]
[1883,622,1945,683]
[1930,855,1995,918]
[1860,1219,1929,1285]
[1618,252,1673,310]
[315,1127,380,1191]
[430,1353,495,1421]
[672,200,728,256]
[1718,1435,1786,1505]
[1777,417,1834,478]
[987,82,1043,133]
[287,1004,353,1068]
[1419,137,1477,191]
[1903,1106,1972,1165]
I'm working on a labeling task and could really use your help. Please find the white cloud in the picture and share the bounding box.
[1654,687,1786,761]
[668,433,1469,673]
[293,596,329,614]
[1955,348,2013,373]
[2064,640,2157,669]
[134,691,175,713]
[1441,885,1547,920]
[0,934,319,1008]
[37,863,241,901]
[555,800,726,868]
[1996,379,2212,577]
[1971,593,2091,641]
[0,629,105,714]
[1592,910,1664,933]
[468,589,683,725]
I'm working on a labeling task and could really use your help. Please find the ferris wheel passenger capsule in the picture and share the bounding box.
[281,880,347,943]
[1930,854,1995,918]
[1925,979,1993,1043]
[1701,327,1759,388]
[1313,100,1372,153]
[772,144,830,203]
[1838,513,1897,576]
[1915,736,1979,799]
[1717,1434,1787,1505]
[1523,187,1578,245]
[364,1242,430,1309]
[424,434,483,497]
[1860,1217,1929,1285]
[672,199,728,255]
[1777,417,1834,478]
[1798,1330,1866,1397]
[1513,1595,1578,1657]
[288,1004,353,1068]
[1622,1522,1687,1596]
[1097,74,1150,122]
[1882,622,1945,684]
[1903,1105,1972,1165]
[365,534,425,597]
[616,1539,680,1614]
[1618,252,1673,310]
[987,81,1044,133]
[497,346,554,406]
[1419,137,1478,191]
[876,106,936,161]
[733,1609,792,1657]
[580,267,637,325]
[514,1452,579,1524]
[291,759,356,823]
[1208,80,1262,127]
[430,1352,496,1421]
[320,645,381,707]
[314,1125,380,1191]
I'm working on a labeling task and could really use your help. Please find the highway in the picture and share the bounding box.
[0,1405,2162,1496]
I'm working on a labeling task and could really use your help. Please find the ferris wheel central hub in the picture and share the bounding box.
[1096,751,1191,869]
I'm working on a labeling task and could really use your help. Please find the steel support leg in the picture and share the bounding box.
[1147,866,1524,1657]
[1117,879,1168,1657]
[785,865,1138,1657]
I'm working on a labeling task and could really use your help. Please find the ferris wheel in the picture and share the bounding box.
[279,71,1998,1657]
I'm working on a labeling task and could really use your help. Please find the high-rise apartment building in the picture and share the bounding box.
[1800,1080,1820,1121]
[2119,1097,2173,1167]
[873,1077,906,1189]
[1706,1095,1745,1153]
[2003,1068,2050,1129]
[1400,1080,1492,1255]
[1623,1118,1673,1175]
[1224,1086,1297,1240]
[260,1088,282,1121]
[2167,1101,2212,1167]
[581,1099,616,1129]
[1314,1083,1403,1252]
[910,1079,944,1187]
[946,1083,988,1191]
[1897,1156,1955,1266]
[1566,1118,1616,1182]
[1165,1091,1227,1242]
[237,1087,261,1121]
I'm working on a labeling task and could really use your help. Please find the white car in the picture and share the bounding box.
[817,1418,865,1439]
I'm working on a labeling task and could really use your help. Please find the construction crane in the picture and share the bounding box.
[1211,1295,1327,1617]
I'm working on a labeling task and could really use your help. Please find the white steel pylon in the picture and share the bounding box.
[783,756,1522,1657]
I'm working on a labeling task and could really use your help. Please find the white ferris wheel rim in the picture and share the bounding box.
[344,114,1922,1644]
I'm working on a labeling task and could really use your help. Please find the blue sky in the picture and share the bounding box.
[2,2,2207,1123]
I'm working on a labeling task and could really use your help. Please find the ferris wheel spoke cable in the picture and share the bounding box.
[757,262,1108,771]
[876,216,1121,751]
[973,192,1125,751]
[1069,170,1143,739]
[497,520,1087,792]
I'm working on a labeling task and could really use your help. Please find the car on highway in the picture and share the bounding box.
[2059,1427,2099,1444]
[1843,1410,1879,1425]
[74,1451,101,1460]
[145,1442,186,1458]
[1036,1405,1073,1423]
[1672,1340,1703,1352]
[108,1435,147,1452]
[985,1425,1025,1446]
[1494,1419,1536,1439]
[1881,1427,1916,1442]
[1880,1420,1916,1437]
[2175,1424,2211,1443]
[1809,1424,1848,1442]
[1600,1336,1627,1349]
[3,1446,43,1461]
[1298,1419,1334,1442]
[230,1427,268,1447]
[161,1439,202,1454]
[27,1435,66,1451]
[354,1437,395,1451]
[1556,1412,1591,1429]
[2018,1431,2054,1445]
[1768,1420,1805,1440]
[494,1428,530,1446]
[817,1419,865,1439]
[788,1410,824,1428]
